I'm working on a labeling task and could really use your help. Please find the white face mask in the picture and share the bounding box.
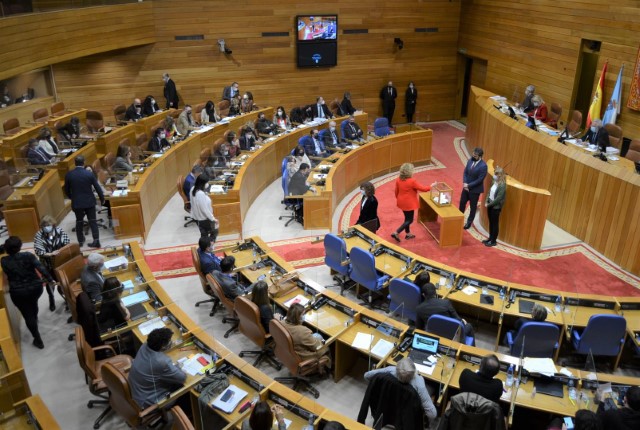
[43,225,53,233]
[277,111,283,116]
[151,99,155,105]
[360,189,365,195]
[590,126,597,132]
[330,127,335,132]
[493,175,498,181]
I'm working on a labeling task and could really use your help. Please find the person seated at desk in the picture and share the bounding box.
[242,401,286,430]
[33,215,70,311]
[163,115,180,140]
[311,96,333,119]
[288,162,315,222]
[112,143,134,180]
[458,354,503,405]
[225,131,242,157]
[200,100,220,124]
[292,145,311,171]
[528,95,547,123]
[128,327,187,409]
[204,154,222,178]
[256,112,278,136]
[344,115,365,142]
[251,280,281,333]
[198,237,221,275]
[513,303,547,334]
[303,129,329,158]
[37,127,59,158]
[15,90,33,104]
[597,385,640,430]
[341,91,357,116]
[282,303,331,372]
[239,123,260,150]
[321,120,344,149]
[177,104,199,135]
[581,118,610,152]
[148,127,171,153]
[518,84,536,113]
[364,357,437,422]
[273,106,291,131]
[97,276,130,330]
[142,95,160,117]
[212,256,247,301]
[548,409,601,430]
[183,165,203,200]
[124,98,144,122]
[1,84,12,107]
[27,138,52,165]
[240,91,254,114]
[57,116,82,142]
[81,253,106,302]
[229,94,242,116]
[415,278,474,338]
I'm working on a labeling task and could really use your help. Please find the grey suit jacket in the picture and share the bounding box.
[80,266,104,302]
[212,270,244,300]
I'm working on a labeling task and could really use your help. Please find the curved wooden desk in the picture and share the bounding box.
[479,159,551,251]
[466,86,640,275]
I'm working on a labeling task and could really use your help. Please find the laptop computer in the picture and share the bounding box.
[518,299,535,314]
[534,377,564,398]
[408,333,439,363]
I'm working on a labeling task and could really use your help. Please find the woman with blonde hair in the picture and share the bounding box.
[530,95,548,122]
[483,166,506,247]
[391,163,432,242]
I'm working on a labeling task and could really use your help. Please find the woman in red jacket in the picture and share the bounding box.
[391,163,431,242]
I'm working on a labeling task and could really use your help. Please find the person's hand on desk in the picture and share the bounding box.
[271,404,285,424]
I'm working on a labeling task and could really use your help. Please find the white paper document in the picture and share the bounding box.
[370,339,394,358]
[104,256,128,271]
[121,291,150,307]
[352,332,374,350]
[523,357,557,377]
[121,280,135,290]
[138,317,166,336]
[180,353,214,376]
[284,294,310,308]
[462,286,478,295]
[415,362,436,375]
[212,385,248,413]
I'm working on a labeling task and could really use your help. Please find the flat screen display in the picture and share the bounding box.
[297,15,337,41]
[297,43,337,68]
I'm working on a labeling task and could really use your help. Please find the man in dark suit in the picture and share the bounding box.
[162,73,179,109]
[198,237,221,275]
[458,354,504,405]
[415,278,474,337]
[320,121,344,148]
[380,81,398,126]
[581,118,610,152]
[344,115,364,142]
[459,147,488,229]
[124,98,143,122]
[311,96,333,119]
[212,256,246,300]
[288,163,314,223]
[80,253,105,302]
[302,129,328,158]
[64,155,105,248]
[183,165,203,200]
[26,138,51,165]
[255,112,278,136]
[222,81,239,101]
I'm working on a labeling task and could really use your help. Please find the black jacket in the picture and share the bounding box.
[416,297,462,330]
[356,195,379,232]
[64,166,104,210]
[437,392,505,430]
[164,78,179,109]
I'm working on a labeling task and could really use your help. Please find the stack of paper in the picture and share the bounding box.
[104,256,128,271]
[523,357,557,377]
[138,317,166,335]
[370,339,394,358]
[352,332,374,350]
[180,353,214,376]
[462,286,478,295]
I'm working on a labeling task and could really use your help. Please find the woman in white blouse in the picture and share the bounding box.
[483,167,506,247]
[190,174,219,242]
[37,127,59,157]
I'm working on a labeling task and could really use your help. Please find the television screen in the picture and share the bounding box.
[297,15,337,41]
[297,43,337,68]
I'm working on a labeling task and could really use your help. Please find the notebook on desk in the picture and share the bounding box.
[519,299,535,314]
[126,303,148,321]
[534,377,564,398]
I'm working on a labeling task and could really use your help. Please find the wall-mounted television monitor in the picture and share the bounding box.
[297,43,337,68]
[296,15,337,41]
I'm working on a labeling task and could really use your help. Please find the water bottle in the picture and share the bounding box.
[555,296,562,313]
[252,248,257,263]
[568,379,577,400]
[302,415,315,430]
[505,364,514,387]
[482,284,488,295]
[447,273,454,290]
[499,287,506,301]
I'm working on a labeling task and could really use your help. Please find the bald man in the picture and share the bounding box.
[124,98,143,122]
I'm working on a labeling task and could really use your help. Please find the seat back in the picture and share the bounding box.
[235,296,268,348]
[510,322,559,358]
[75,326,99,381]
[574,314,626,356]
[217,100,230,118]
[199,147,212,164]
[86,110,104,133]
[388,278,420,322]
[546,102,562,128]
[51,242,82,282]
[340,119,349,138]
[101,362,143,427]
[3,118,21,135]
[193,103,206,123]
[374,117,390,137]
[625,139,640,162]
[170,406,195,430]
[113,104,127,123]
[50,101,65,116]
[191,247,209,293]
[426,314,466,342]
[298,135,313,153]
[604,123,622,149]
[566,110,582,135]
[103,152,116,171]
[269,319,301,375]
[329,98,341,116]
[54,254,86,322]
[281,156,290,197]
[349,247,381,290]
[32,108,49,123]
[177,175,191,213]
[206,273,235,315]
[324,234,350,276]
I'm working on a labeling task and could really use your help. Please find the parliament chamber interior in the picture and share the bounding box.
[1,1,640,429]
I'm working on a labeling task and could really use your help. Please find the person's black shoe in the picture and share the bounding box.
[463,223,471,230]
[33,338,44,349]
[391,232,401,242]
[78,241,84,247]
[49,297,56,312]
[482,239,489,244]
[485,241,497,247]
[88,240,101,248]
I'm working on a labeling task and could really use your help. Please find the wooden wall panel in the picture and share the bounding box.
[51,0,460,124]
[459,0,640,138]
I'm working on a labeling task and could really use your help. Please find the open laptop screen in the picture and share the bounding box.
[412,333,439,354]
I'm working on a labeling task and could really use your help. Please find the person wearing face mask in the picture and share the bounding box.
[320,120,344,149]
[57,116,82,142]
[225,131,242,157]
[33,215,70,311]
[240,91,254,114]
[483,167,506,247]
[162,73,179,109]
[312,96,333,119]
[518,84,536,113]
[147,127,171,152]
[288,163,314,222]
[256,112,277,135]
[528,95,547,122]
[459,147,488,230]
[177,104,199,135]
[405,82,418,123]
[191,174,219,242]
[273,106,291,130]
[124,97,143,122]
[302,128,328,159]
[197,237,221,275]
[292,145,311,170]
[142,95,160,117]
[112,143,134,180]
[81,253,106,302]
[380,80,398,126]
[239,124,260,150]
[356,181,380,232]
[391,163,432,242]
[344,115,364,142]
[222,81,240,101]
[37,127,60,157]
[581,118,610,152]
[200,100,220,124]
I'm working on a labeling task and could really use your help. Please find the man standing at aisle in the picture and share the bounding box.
[64,156,104,248]
[380,81,397,127]
[459,147,487,230]
[163,73,179,109]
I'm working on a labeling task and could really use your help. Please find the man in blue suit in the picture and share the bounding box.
[64,156,105,248]
[197,237,221,275]
[459,147,488,230]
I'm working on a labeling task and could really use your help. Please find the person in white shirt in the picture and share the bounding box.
[190,174,219,242]
[37,127,59,157]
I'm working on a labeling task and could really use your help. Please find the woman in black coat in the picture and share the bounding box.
[405,82,418,123]
[356,181,380,232]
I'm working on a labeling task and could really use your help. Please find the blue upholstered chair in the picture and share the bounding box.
[340,119,349,140]
[387,278,421,323]
[324,234,351,294]
[349,247,390,309]
[572,314,626,358]
[373,117,390,137]
[426,314,475,346]
[506,322,560,358]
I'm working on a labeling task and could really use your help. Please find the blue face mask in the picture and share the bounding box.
[590,126,597,133]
